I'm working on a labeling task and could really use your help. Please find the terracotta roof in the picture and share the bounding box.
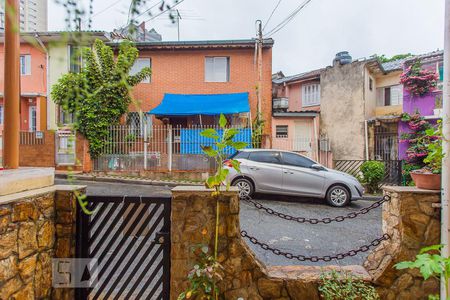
[272,68,323,85]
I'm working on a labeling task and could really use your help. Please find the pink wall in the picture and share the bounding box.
[276,78,321,112]
[0,43,47,94]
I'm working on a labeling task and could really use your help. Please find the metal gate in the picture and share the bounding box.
[76,196,171,300]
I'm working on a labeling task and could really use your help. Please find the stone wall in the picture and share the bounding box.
[364,186,441,299]
[0,185,84,299]
[171,186,441,300]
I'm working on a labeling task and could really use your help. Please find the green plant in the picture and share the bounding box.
[395,245,448,300]
[51,39,151,158]
[252,112,265,148]
[400,61,439,97]
[178,240,224,300]
[200,114,247,196]
[319,270,380,300]
[178,114,246,300]
[359,161,385,194]
[423,121,443,174]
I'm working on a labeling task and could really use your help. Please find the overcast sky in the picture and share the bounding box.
[48,0,445,75]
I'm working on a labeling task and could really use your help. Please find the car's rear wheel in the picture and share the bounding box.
[233,178,254,198]
[326,185,350,207]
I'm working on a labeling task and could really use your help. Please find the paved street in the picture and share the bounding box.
[57,179,382,266]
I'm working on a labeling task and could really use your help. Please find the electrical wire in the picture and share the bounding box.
[263,0,283,31]
[91,0,123,18]
[134,0,164,19]
[142,0,186,23]
[264,0,313,37]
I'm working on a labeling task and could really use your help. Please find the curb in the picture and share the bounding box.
[55,173,202,187]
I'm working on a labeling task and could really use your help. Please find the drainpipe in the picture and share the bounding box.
[34,33,49,130]
[441,0,450,298]
[364,120,369,160]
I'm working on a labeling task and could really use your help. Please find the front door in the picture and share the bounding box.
[245,151,283,192]
[293,121,312,153]
[281,152,325,196]
[28,106,36,132]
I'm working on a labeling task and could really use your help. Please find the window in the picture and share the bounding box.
[59,106,75,125]
[275,125,288,138]
[130,58,151,83]
[29,106,36,132]
[69,45,82,73]
[281,152,315,168]
[369,77,373,91]
[302,83,320,106]
[20,55,31,75]
[205,57,230,82]
[0,105,3,124]
[376,85,403,106]
[248,151,281,164]
[229,151,250,160]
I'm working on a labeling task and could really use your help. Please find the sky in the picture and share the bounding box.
[48,0,445,75]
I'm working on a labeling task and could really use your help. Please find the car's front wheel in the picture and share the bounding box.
[233,178,254,198]
[326,185,350,207]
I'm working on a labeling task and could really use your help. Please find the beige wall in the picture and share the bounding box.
[374,71,403,117]
[47,44,69,130]
[320,61,367,160]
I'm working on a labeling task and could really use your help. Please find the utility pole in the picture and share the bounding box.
[256,20,263,115]
[3,0,20,169]
[176,9,181,41]
[442,0,450,298]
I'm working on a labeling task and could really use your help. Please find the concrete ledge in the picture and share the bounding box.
[0,184,86,205]
[382,185,441,194]
[268,265,371,281]
[0,167,55,196]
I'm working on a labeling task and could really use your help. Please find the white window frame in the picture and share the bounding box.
[302,83,320,107]
[68,45,82,73]
[376,84,403,107]
[205,57,230,82]
[29,106,37,132]
[20,54,31,75]
[0,105,3,124]
[275,125,288,138]
[130,57,151,83]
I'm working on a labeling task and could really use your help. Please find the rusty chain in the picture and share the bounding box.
[240,194,391,224]
[240,230,390,262]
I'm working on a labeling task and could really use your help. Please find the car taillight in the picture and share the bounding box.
[223,159,233,167]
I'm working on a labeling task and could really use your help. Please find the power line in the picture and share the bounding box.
[92,0,123,17]
[264,0,313,38]
[263,0,283,31]
[135,0,164,19]
[143,0,187,23]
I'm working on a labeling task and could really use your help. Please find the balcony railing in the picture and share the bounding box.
[273,97,289,111]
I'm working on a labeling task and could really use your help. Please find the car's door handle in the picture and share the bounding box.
[249,166,259,171]
[283,171,294,174]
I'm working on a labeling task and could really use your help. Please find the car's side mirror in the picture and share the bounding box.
[311,164,325,171]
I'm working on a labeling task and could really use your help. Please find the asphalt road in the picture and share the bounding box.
[56,179,382,266]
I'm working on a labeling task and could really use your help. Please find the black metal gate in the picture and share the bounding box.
[76,196,171,300]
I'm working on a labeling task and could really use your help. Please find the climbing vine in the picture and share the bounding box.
[51,39,151,158]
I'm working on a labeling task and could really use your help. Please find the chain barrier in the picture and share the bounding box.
[240,230,390,262]
[240,194,391,224]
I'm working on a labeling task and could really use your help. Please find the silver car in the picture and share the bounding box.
[224,149,364,207]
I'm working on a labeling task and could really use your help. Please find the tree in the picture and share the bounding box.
[51,39,151,158]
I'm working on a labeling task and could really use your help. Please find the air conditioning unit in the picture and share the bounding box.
[273,98,289,111]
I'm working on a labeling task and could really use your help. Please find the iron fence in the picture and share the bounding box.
[20,131,45,145]
[93,124,253,173]
[334,159,402,186]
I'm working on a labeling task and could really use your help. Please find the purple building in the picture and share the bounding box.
[398,51,444,160]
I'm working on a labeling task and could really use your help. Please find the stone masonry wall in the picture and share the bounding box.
[0,186,83,299]
[364,186,441,299]
[172,186,441,300]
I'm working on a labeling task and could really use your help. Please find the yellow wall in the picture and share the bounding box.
[47,44,69,130]
[375,71,401,88]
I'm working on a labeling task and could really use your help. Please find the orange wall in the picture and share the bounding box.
[130,47,273,134]
[0,43,47,94]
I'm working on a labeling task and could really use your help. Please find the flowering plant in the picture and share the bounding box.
[400,61,438,97]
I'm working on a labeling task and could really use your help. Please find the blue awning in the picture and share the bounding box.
[148,92,250,116]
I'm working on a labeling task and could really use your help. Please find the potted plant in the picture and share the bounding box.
[410,121,442,190]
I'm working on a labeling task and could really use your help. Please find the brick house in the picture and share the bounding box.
[110,39,274,140]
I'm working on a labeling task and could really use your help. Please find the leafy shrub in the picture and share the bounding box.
[359,161,385,194]
[319,270,380,300]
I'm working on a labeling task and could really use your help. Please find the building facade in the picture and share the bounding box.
[0,0,47,32]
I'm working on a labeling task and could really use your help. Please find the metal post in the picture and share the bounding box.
[442,0,450,298]
[167,125,172,172]
[3,0,20,169]
[143,121,148,170]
